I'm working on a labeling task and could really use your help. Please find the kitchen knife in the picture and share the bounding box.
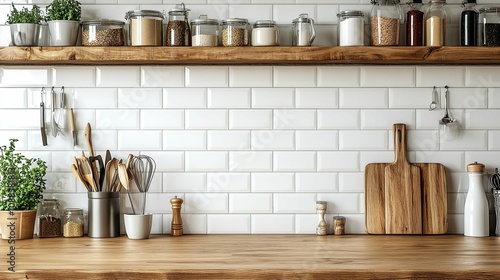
[40,100,48,146]
[70,108,77,146]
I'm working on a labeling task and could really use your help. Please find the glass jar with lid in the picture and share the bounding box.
[406,0,424,46]
[370,0,402,46]
[63,208,84,238]
[425,0,447,46]
[38,198,62,238]
[251,20,279,46]
[460,0,478,46]
[479,7,500,46]
[337,11,365,46]
[191,15,219,47]
[125,10,164,46]
[292,13,316,46]
[221,18,249,46]
[166,3,191,46]
[82,19,125,46]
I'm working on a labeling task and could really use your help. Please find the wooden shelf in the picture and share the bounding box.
[1,46,500,65]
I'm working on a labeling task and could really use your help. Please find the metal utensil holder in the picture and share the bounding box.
[88,192,120,238]
[493,190,500,236]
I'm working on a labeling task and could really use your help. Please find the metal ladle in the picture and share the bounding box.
[439,86,455,125]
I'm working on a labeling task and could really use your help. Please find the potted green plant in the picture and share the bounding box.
[45,0,81,46]
[0,139,47,240]
[6,3,43,46]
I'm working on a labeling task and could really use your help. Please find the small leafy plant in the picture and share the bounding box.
[6,4,43,25]
[46,0,82,21]
[0,139,47,211]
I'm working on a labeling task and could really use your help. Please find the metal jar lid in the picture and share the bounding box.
[467,162,485,173]
[64,208,83,215]
[479,7,500,13]
[337,10,364,18]
[221,18,249,24]
[169,3,190,13]
[191,15,218,25]
[82,19,125,27]
[292,13,314,23]
[125,10,165,20]
[253,20,277,28]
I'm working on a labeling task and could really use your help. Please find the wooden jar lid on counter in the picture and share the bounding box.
[467,162,485,173]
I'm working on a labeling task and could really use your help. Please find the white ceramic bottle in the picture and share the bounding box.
[464,162,489,237]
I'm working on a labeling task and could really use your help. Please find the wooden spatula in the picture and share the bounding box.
[384,123,422,234]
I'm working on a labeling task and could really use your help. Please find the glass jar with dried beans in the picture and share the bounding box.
[82,20,125,46]
[38,198,62,238]
[370,0,402,46]
[425,0,447,46]
[166,3,191,46]
[406,0,424,46]
[221,18,249,46]
[125,10,164,46]
[479,7,500,46]
[63,208,84,238]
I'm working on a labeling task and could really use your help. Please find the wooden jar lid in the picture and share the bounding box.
[467,162,485,173]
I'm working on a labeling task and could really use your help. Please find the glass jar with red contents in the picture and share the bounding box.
[406,0,424,46]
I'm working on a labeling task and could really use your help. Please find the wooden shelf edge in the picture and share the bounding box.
[1,46,500,65]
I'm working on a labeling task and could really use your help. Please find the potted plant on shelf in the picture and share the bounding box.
[45,0,81,46]
[6,3,43,46]
[0,139,47,240]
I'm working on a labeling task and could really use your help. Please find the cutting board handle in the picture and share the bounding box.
[393,123,409,164]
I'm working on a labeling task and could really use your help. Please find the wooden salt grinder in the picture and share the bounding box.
[170,196,183,236]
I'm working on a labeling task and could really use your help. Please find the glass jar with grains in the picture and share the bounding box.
[82,20,125,46]
[191,15,219,47]
[479,7,500,46]
[370,0,402,46]
[38,198,62,238]
[125,10,164,46]
[425,0,447,46]
[63,208,84,237]
[166,3,191,46]
[221,18,249,46]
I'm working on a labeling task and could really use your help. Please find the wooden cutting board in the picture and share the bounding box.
[384,124,422,234]
[365,123,447,235]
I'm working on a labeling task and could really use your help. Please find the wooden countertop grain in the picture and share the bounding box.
[1,234,500,279]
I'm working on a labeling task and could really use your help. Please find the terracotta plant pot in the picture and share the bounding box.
[0,210,37,240]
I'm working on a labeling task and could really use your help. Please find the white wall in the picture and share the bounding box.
[1,1,500,235]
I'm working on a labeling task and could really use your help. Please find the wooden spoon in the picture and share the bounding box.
[80,157,98,192]
[84,123,94,157]
[71,163,91,192]
[118,163,136,214]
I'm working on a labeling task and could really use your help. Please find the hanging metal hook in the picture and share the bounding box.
[429,86,438,111]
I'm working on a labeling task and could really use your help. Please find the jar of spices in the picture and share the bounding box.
[125,10,164,46]
[370,0,402,46]
[191,15,219,47]
[425,0,447,46]
[82,19,125,46]
[333,216,346,235]
[337,10,365,46]
[38,198,62,238]
[221,18,249,47]
[63,208,84,238]
[406,0,424,46]
[251,20,280,46]
[479,7,500,46]
[166,3,191,46]
[460,0,478,46]
[292,13,316,46]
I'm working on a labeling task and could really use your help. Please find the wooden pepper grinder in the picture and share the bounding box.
[316,201,327,236]
[170,196,183,236]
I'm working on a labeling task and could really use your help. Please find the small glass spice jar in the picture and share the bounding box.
[479,7,500,46]
[63,208,84,238]
[82,20,125,46]
[251,20,280,46]
[125,10,164,46]
[333,216,346,235]
[221,18,249,46]
[38,198,62,238]
[191,15,219,47]
[406,0,424,46]
[166,3,191,46]
[337,11,365,46]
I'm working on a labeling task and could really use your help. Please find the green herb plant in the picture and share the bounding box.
[0,139,47,211]
[45,0,82,21]
[6,4,43,25]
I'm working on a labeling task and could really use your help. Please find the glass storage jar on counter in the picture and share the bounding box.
[166,3,191,46]
[425,0,447,46]
[479,7,500,46]
[370,0,402,46]
[191,15,219,46]
[292,13,316,46]
[406,0,424,46]
[221,18,249,46]
[38,198,62,238]
[337,11,365,46]
[82,20,125,46]
[63,208,84,237]
[125,10,164,46]
[251,20,279,46]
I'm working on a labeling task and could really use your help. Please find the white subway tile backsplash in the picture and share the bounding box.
[251,130,294,150]
[296,173,337,192]
[296,130,338,150]
[0,88,26,108]
[339,88,388,108]
[447,172,469,193]
[208,88,250,108]
[186,66,228,87]
[96,67,140,87]
[163,130,206,150]
[339,130,388,151]
[295,214,316,234]
[274,193,316,213]
[82,4,138,21]
[466,109,500,129]
[147,151,184,172]
[489,131,500,150]
[186,109,228,129]
[415,151,465,172]
[317,193,362,213]
[1,68,49,87]
[339,172,364,192]
[389,88,432,109]
[466,66,500,87]
[274,151,316,171]
[318,151,360,171]
[207,173,250,192]
[163,173,206,192]
[185,193,228,214]
[296,88,338,108]
[229,151,272,171]
[96,109,140,129]
[489,88,500,108]
[141,66,184,88]
[448,193,466,214]
[74,88,117,108]
[317,66,360,87]
[361,67,415,87]
[229,66,273,88]
[52,67,95,87]
[164,88,207,108]
[416,66,466,87]
[118,88,162,109]
[274,109,316,129]
[416,109,450,129]
[229,5,272,24]
[448,88,487,109]
[440,130,487,151]
[404,129,439,151]
[361,110,415,129]
[251,173,295,192]
[207,214,251,234]
[229,193,273,213]
[252,88,295,108]
[229,109,273,129]
[273,66,316,88]
[465,152,500,173]
[118,130,162,150]
[273,5,316,25]
[318,110,359,129]
[251,214,295,234]
[182,214,207,234]
[186,151,228,171]
[2,109,42,129]
[208,130,250,150]
[140,110,184,129]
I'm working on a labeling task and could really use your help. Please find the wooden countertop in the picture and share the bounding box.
[1,234,500,279]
